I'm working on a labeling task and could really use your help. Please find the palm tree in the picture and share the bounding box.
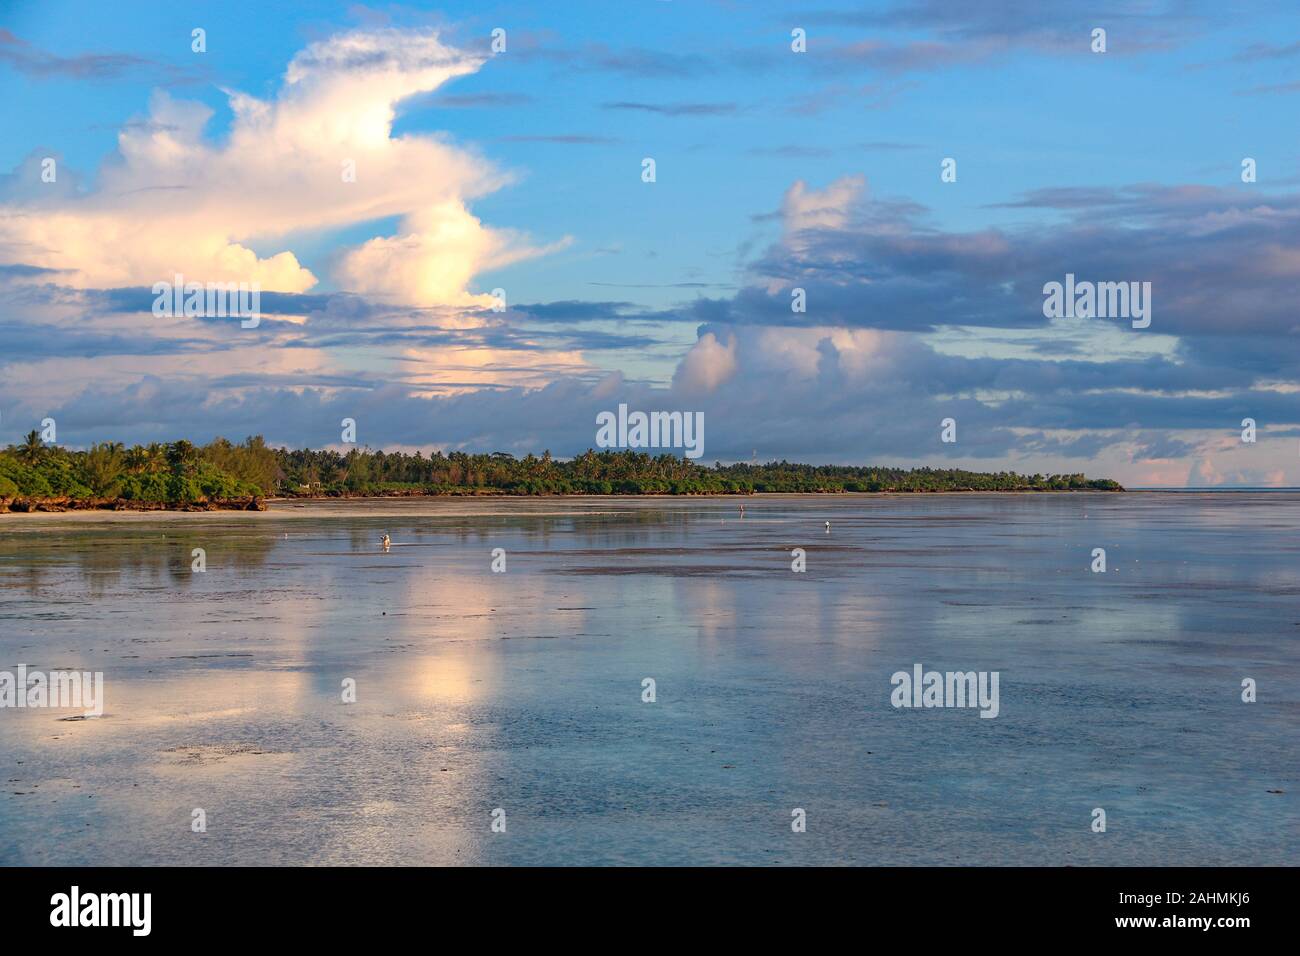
[16,430,44,465]
[144,443,166,474]
[166,440,197,475]
[124,445,151,474]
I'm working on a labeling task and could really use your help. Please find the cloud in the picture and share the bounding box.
[0,27,603,432]
[499,1,1224,90]
[673,331,738,394]
[0,28,172,80]
[334,202,569,308]
[0,27,561,307]
[780,175,866,235]
[685,177,1300,375]
[803,0,1205,55]
[15,309,1294,488]
[5,252,1295,486]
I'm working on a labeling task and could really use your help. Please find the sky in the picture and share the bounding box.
[1,0,1298,486]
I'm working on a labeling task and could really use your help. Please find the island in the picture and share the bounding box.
[0,433,1123,512]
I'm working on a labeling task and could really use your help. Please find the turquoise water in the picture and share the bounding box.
[0,494,1296,865]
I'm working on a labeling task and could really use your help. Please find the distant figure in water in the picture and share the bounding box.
[739,504,745,517]
[825,521,831,533]
[381,533,391,552]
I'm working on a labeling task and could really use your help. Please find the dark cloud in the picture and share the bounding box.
[0,321,217,361]
[699,181,1300,370]
[14,322,1292,471]
[0,280,660,373]
[0,28,201,84]
[0,28,153,78]
[0,263,65,277]
[511,300,676,323]
[3,157,1295,475]
[501,1,1225,89]
[802,0,1206,51]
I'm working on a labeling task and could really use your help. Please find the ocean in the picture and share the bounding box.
[1,493,1295,865]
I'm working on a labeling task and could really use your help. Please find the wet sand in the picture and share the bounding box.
[1,494,1296,865]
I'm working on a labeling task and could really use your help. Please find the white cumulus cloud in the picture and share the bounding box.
[0,27,559,307]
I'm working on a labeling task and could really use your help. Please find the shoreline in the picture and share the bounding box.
[0,487,1130,517]
[7,487,1300,523]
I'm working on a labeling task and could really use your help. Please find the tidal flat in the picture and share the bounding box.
[0,494,1295,865]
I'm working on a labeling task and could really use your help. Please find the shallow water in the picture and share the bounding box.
[0,494,1295,865]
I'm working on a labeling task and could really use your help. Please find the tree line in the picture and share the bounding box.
[0,431,1123,504]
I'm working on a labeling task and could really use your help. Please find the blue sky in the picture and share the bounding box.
[2,0,1298,485]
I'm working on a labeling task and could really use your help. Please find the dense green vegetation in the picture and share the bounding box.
[0,431,1123,505]
[0,433,270,504]
[275,448,1121,494]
